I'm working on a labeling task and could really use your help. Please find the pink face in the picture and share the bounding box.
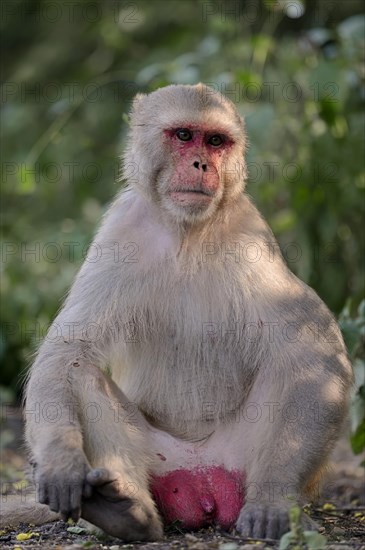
[164,126,234,209]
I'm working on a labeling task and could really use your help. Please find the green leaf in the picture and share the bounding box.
[67,526,87,534]
[279,532,293,550]
[358,300,365,318]
[18,165,36,194]
[339,319,361,355]
[350,418,365,454]
[303,531,327,549]
[219,543,239,550]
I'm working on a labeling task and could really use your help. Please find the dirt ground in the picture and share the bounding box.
[1,407,364,549]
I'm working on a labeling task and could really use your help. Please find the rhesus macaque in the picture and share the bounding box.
[10,84,353,541]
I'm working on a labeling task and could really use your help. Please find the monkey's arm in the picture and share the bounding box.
[25,224,128,521]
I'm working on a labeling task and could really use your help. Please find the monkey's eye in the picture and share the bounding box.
[176,129,193,141]
[208,135,224,147]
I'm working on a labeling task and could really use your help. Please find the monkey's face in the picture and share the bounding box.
[124,84,247,225]
[157,125,235,223]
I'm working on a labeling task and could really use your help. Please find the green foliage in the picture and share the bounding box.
[279,505,327,550]
[1,1,364,398]
[0,385,15,453]
[339,301,365,457]
[66,526,88,535]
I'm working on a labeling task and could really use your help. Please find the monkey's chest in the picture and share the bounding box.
[117,261,260,427]
[121,349,250,433]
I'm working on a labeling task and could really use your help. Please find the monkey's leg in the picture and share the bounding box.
[0,494,60,528]
[236,363,348,539]
[63,363,162,541]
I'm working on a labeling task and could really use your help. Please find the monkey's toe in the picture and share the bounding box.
[82,468,163,541]
[236,503,290,539]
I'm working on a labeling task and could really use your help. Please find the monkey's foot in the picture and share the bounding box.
[151,466,245,529]
[236,502,318,539]
[81,468,163,541]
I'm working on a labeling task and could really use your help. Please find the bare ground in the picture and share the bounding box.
[1,407,364,549]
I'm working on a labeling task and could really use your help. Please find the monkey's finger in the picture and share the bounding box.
[38,483,49,506]
[266,511,281,539]
[236,510,253,536]
[86,468,116,487]
[59,482,82,522]
[60,505,72,523]
[252,508,266,539]
[58,484,70,520]
[82,481,93,498]
[47,484,60,513]
[67,505,81,522]
[86,468,130,501]
[278,514,290,538]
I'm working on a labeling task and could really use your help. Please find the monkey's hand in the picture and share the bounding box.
[236,502,318,540]
[35,449,91,522]
[81,468,163,541]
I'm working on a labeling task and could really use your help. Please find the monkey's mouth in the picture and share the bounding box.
[170,189,213,206]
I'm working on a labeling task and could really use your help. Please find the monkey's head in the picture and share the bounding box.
[123,84,247,224]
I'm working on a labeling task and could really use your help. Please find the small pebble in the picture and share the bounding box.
[185,533,199,541]
[332,526,345,535]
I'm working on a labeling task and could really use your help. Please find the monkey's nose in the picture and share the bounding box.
[193,161,207,172]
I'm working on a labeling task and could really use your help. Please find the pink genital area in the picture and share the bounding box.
[151,466,245,529]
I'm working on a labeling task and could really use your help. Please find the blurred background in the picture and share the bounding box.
[1,0,364,454]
